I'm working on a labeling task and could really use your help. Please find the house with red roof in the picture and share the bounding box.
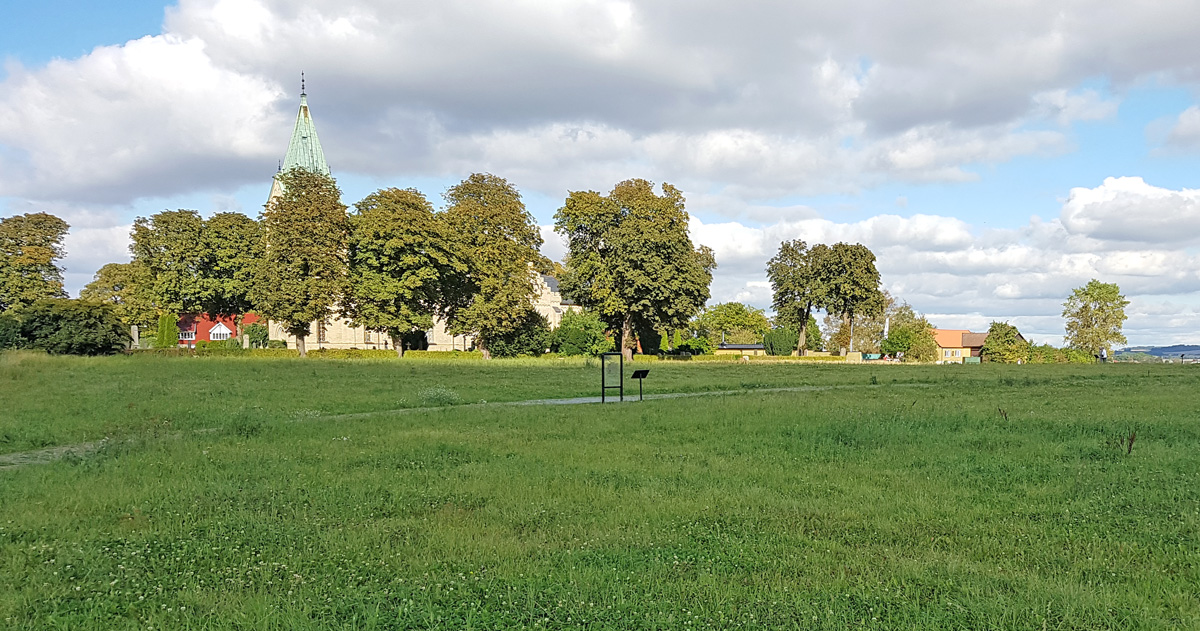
[177,313,260,348]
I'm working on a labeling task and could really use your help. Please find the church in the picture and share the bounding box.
[260,85,577,352]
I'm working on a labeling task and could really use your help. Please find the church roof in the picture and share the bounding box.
[281,92,330,176]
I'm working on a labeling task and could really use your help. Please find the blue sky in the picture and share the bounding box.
[3,0,1200,344]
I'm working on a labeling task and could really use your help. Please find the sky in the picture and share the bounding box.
[3,1,1200,346]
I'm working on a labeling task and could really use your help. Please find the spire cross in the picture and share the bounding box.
[301,72,306,96]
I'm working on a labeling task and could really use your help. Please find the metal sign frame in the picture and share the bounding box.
[600,352,623,402]
[630,369,650,401]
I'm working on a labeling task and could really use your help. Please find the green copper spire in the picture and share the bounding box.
[269,78,331,202]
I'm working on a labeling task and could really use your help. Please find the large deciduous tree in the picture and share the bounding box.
[344,188,467,357]
[80,262,157,329]
[442,174,547,360]
[199,212,263,332]
[0,212,70,314]
[251,168,349,357]
[767,240,828,353]
[1062,279,1129,356]
[130,210,205,315]
[556,179,714,361]
[821,242,884,353]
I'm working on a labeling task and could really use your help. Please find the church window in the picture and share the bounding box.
[318,322,328,343]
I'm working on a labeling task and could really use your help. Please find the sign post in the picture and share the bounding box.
[630,369,650,401]
[600,352,623,402]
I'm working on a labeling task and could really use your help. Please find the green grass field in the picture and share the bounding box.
[1,354,1198,629]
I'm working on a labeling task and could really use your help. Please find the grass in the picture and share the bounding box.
[0,354,1198,629]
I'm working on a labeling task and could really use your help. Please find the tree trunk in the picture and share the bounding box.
[296,334,307,357]
[795,307,810,356]
[479,339,491,360]
[392,334,404,358]
[621,315,633,362]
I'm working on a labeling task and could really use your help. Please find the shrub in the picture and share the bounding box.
[487,310,550,358]
[763,327,799,356]
[154,313,178,348]
[6,299,129,355]
[245,323,270,349]
[0,312,19,350]
[980,322,1028,363]
[550,311,613,356]
[266,339,288,349]
[404,350,484,360]
[676,336,713,355]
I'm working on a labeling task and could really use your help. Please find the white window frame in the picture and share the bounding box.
[209,323,232,341]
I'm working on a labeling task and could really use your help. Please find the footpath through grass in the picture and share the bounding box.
[0,356,1198,629]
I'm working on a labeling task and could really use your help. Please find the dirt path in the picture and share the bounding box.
[0,383,929,470]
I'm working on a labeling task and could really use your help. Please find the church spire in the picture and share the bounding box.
[268,76,331,202]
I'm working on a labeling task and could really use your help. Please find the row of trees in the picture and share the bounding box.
[767,239,888,355]
[82,170,551,357]
[78,171,713,359]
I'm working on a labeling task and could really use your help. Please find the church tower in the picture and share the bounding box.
[268,75,331,203]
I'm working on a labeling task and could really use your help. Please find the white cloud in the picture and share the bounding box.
[7,0,1198,205]
[687,179,1200,345]
[1061,176,1200,244]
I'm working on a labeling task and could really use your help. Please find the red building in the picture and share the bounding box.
[177,314,261,347]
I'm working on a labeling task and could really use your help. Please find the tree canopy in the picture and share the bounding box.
[693,301,770,345]
[879,302,938,362]
[767,239,825,352]
[556,179,714,360]
[130,209,206,315]
[768,239,883,354]
[199,212,263,324]
[344,188,468,357]
[1062,279,1129,355]
[251,167,349,356]
[79,262,156,327]
[442,173,548,359]
[980,321,1028,363]
[0,212,70,314]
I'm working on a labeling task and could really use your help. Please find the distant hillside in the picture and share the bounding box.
[1120,344,1200,357]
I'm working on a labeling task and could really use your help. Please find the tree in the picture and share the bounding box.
[763,327,799,356]
[343,188,468,357]
[803,315,824,351]
[154,313,179,349]
[693,302,770,346]
[550,310,614,356]
[821,242,884,354]
[199,212,262,333]
[980,321,1028,363]
[0,212,70,313]
[767,240,826,353]
[80,262,156,328]
[251,167,349,357]
[880,303,938,362]
[5,299,129,355]
[556,179,714,361]
[487,310,551,358]
[130,210,206,315]
[442,174,548,360]
[1062,279,1129,356]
